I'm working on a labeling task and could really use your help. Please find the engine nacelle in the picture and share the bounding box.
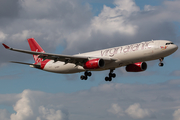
[84,58,104,69]
[126,62,147,72]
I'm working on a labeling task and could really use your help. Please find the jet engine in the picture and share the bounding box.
[126,62,147,72]
[84,58,104,69]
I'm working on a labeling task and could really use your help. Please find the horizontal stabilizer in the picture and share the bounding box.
[10,61,41,68]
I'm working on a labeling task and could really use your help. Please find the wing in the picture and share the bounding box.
[2,43,116,66]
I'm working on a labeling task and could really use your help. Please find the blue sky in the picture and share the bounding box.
[0,0,180,120]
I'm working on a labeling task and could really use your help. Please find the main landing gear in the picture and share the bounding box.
[105,69,116,81]
[158,57,164,67]
[80,71,92,80]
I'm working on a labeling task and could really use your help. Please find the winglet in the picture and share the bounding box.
[2,43,10,49]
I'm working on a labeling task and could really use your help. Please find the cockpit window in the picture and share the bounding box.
[166,42,174,45]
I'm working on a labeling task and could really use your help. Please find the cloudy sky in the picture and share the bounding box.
[0,0,180,120]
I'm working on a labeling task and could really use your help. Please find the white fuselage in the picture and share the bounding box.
[41,40,178,73]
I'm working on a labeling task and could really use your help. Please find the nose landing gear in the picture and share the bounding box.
[159,58,164,67]
[80,71,92,80]
[105,69,116,81]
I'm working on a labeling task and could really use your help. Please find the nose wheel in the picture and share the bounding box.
[105,69,116,81]
[159,58,164,67]
[80,71,92,80]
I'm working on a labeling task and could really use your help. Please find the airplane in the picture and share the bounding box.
[2,38,178,81]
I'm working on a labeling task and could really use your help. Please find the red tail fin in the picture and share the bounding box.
[27,38,45,64]
[27,38,44,52]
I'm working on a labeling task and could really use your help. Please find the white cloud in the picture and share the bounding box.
[125,103,151,119]
[91,4,138,36]
[113,0,140,12]
[87,0,140,36]
[144,5,156,11]
[108,103,124,117]
[91,0,140,36]
[11,30,42,41]
[173,109,180,120]
[0,31,8,42]
[0,80,180,120]
[108,103,154,119]
[9,90,68,120]
[10,90,34,120]
[38,106,67,120]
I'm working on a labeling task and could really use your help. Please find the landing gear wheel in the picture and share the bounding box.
[80,75,88,80]
[84,76,88,80]
[105,77,109,81]
[112,73,116,78]
[87,72,92,76]
[159,63,164,67]
[105,77,112,81]
[80,75,85,80]
[80,71,92,80]
[105,69,116,81]
[109,77,112,81]
[109,73,116,78]
[85,71,92,76]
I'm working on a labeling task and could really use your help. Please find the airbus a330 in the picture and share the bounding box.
[2,38,178,81]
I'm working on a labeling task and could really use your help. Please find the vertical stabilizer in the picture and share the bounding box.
[27,38,45,52]
[27,38,45,64]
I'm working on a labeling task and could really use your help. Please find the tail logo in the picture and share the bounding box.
[34,49,44,64]
[34,55,41,64]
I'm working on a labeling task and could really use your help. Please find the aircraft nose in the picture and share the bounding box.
[174,44,178,50]
[172,44,178,52]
